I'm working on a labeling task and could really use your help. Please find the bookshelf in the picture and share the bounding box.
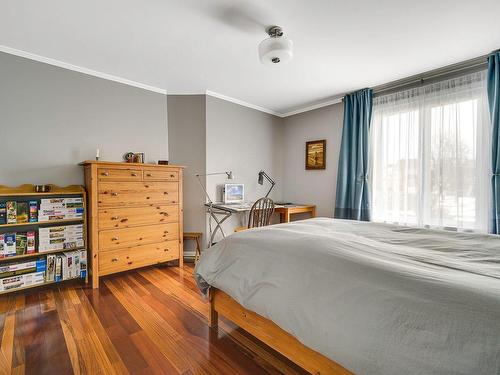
[0,184,88,294]
[0,218,84,229]
[0,247,87,262]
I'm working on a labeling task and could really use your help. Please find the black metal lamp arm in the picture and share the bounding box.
[258,170,276,198]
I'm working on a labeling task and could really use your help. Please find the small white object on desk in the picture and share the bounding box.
[96,148,100,161]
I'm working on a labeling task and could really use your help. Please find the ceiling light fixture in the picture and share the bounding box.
[258,26,293,66]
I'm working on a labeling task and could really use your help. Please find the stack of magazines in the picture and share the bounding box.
[38,198,84,221]
[38,224,84,252]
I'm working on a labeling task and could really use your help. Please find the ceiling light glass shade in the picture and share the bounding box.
[258,36,293,65]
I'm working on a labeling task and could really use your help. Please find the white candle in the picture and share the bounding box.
[96,148,100,159]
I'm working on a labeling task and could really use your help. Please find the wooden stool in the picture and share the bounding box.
[183,232,202,264]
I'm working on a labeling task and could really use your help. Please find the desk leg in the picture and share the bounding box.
[283,210,290,223]
[208,210,232,247]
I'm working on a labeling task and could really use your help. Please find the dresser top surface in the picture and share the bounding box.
[79,160,185,169]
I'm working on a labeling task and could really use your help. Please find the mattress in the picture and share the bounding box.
[195,218,500,375]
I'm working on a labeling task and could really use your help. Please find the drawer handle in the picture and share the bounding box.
[102,172,109,176]
[111,216,119,220]
[163,192,169,195]
[146,173,152,177]
[170,174,175,178]
[111,192,119,196]
[111,237,119,241]
[127,261,133,265]
[131,173,138,177]
[111,258,118,262]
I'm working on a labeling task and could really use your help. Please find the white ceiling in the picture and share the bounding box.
[1,0,499,116]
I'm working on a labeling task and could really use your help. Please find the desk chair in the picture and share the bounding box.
[235,197,275,232]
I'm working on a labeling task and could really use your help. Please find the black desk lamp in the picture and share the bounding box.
[258,170,276,198]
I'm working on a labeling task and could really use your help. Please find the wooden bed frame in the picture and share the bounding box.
[209,288,352,375]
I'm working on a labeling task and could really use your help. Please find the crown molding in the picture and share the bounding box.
[205,90,283,117]
[206,90,343,118]
[0,45,167,95]
[281,96,343,117]
[0,45,344,116]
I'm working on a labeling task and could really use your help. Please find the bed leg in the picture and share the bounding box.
[208,289,219,329]
[209,306,218,329]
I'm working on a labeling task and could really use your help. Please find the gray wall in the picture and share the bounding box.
[281,103,344,218]
[206,96,284,240]
[0,52,168,186]
[1,50,344,252]
[167,95,206,253]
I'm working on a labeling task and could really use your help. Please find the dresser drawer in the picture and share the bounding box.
[98,182,179,206]
[98,168,142,181]
[99,223,179,251]
[99,241,179,275]
[98,205,179,230]
[143,169,178,181]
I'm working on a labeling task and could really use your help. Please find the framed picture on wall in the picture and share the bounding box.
[305,140,326,170]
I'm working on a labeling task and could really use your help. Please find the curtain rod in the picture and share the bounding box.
[371,51,492,97]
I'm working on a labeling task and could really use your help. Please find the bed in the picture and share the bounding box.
[195,218,500,375]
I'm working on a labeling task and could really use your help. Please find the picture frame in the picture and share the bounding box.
[305,140,326,170]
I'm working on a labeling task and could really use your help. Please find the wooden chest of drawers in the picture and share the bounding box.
[81,161,184,288]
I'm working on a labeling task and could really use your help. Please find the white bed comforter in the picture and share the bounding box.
[195,218,500,375]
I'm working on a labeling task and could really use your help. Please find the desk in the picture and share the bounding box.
[275,205,316,223]
[204,203,316,247]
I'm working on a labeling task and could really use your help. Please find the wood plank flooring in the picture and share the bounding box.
[0,263,307,375]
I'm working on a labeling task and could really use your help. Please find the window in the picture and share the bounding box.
[370,72,491,232]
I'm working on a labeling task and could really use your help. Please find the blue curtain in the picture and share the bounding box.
[334,89,373,221]
[488,52,500,234]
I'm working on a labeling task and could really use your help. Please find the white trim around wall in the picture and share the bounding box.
[206,90,343,118]
[0,45,167,95]
[281,96,343,117]
[0,44,344,117]
[205,90,283,117]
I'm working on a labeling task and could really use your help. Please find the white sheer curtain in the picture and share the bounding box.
[370,71,491,232]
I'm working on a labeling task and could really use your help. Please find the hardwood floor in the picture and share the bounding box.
[0,263,307,375]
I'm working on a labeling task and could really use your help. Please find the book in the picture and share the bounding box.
[16,233,27,255]
[38,242,84,253]
[38,232,84,240]
[6,201,17,224]
[26,231,36,254]
[38,225,83,238]
[40,198,83,205]
[0,258,46,278]
[4,233,16,257]
[39,207,84,215]
[55,256,62,282]
[16,202,28,224]
[46,254,56,282]
[79,250,87,278]
[0,235,4,258]
[38,224,84,252]
[38,227,83,236]
[29,201,38,222]
[0,271,45,292]
[38,198,84,221]
[0,202,6,224]
[37,215,83,222]
[63,253,71,279]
